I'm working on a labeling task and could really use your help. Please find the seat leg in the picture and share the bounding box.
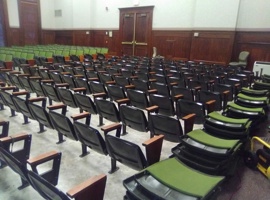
[80,144,89,157]
[85,115,91,126]
[56,132,65,144]
[0,159,7,169]
[17,178,29,190]
[98,116,104,126]
[38,123,45,133]
[10,108,16,117]
[23,115,30,124]
[108,158,119,174]
[122,124,127,135]
[0,104,4,110]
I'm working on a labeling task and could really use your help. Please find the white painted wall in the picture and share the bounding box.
[40,0,55,29]
[193,0,240,30]
[6,0,270,30]
[7,0,19,28]
[236,0,270,31]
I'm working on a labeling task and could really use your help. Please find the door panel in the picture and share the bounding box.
[119,6,154,57]
[19,0,41,45]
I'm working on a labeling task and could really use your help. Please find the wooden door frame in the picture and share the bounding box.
[119,6,154,56]
[18,0,41,45]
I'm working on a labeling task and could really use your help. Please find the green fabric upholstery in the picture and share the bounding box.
[228,103,264,113]
[241,87,268,95]
[146,158,224,197]
[208,111,249,124]
[187,129,239,148]
[237,93,268,102]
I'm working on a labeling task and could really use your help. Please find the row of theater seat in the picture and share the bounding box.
[0,56,269,199]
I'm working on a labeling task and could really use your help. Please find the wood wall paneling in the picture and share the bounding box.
[232,32,270,70]
[55,30,73,45]
[152,31,192,60]
[73,30,91,46]
[190,31,235,65]
[41,30,55,44]
[8,28,21,46]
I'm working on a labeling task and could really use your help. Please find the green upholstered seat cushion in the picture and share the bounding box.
[187,129,239,148]
[237,93,268,101]
[241,87,268,95]
[208,111,249,124]
[228,103,264,113]
[146,158,224,197]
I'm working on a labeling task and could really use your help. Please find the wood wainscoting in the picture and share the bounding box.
[7,27,270,71]
[232,31,270,71]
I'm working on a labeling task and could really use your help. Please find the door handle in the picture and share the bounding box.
[121,41,133,45]
[134,41,147,45]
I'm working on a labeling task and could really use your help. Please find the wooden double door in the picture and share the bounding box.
[119,6,154,57]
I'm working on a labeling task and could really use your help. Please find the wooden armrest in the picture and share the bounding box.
[9,71,21,74]
[174,94,184,101]
[28,97,46,102]
[0,132,28,143]
[92,92,107,98]
[235,83,241,88]
[130,75,138,79]
[27,151,60,166]
[0,69,13,72]
[149,79,156,82]
[18,74,30,77]
[29,76,42,80]
[205,100,216,114]
[146,105,159,112]
[0,86,17,91]
[194,86,201,91]
[73,87,86,92]
[125,85,135,89]
[106,81,115,85]
[12,91,29,96]
[142,135,164,166]
[182,113,196,134]
[116,98,129,104]
[71,112,90,121]
[101,123,122,137]
[41,79,54,83]
[47,103,66,110]
[148,89,158,94]
[55,83,69,88]
[88,77,99,81]
[67,174,107,200]
[170,82,178,86]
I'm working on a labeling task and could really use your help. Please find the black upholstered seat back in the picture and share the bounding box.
[28,103,54,129]
[126,89,149,109]
[89,81,107,94]
[171,86,194,101]
[105,135,147,171]
[28,170,69,200]
[74,78,91,94]
[74,121,107,155]
[95,98,120,123]
[30,80,47,97]
[49,111,77,141]
[149,94,175,116]
[107,84,126,101]
[0,147,29,186]
[198,90,222,111]
[177,99,205,123]
[73,93,97,114]
[42,84,61,103]
[119,105,148,132]
[0,91,20,112]
[57,88,77,108]
[149,113,183,142]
